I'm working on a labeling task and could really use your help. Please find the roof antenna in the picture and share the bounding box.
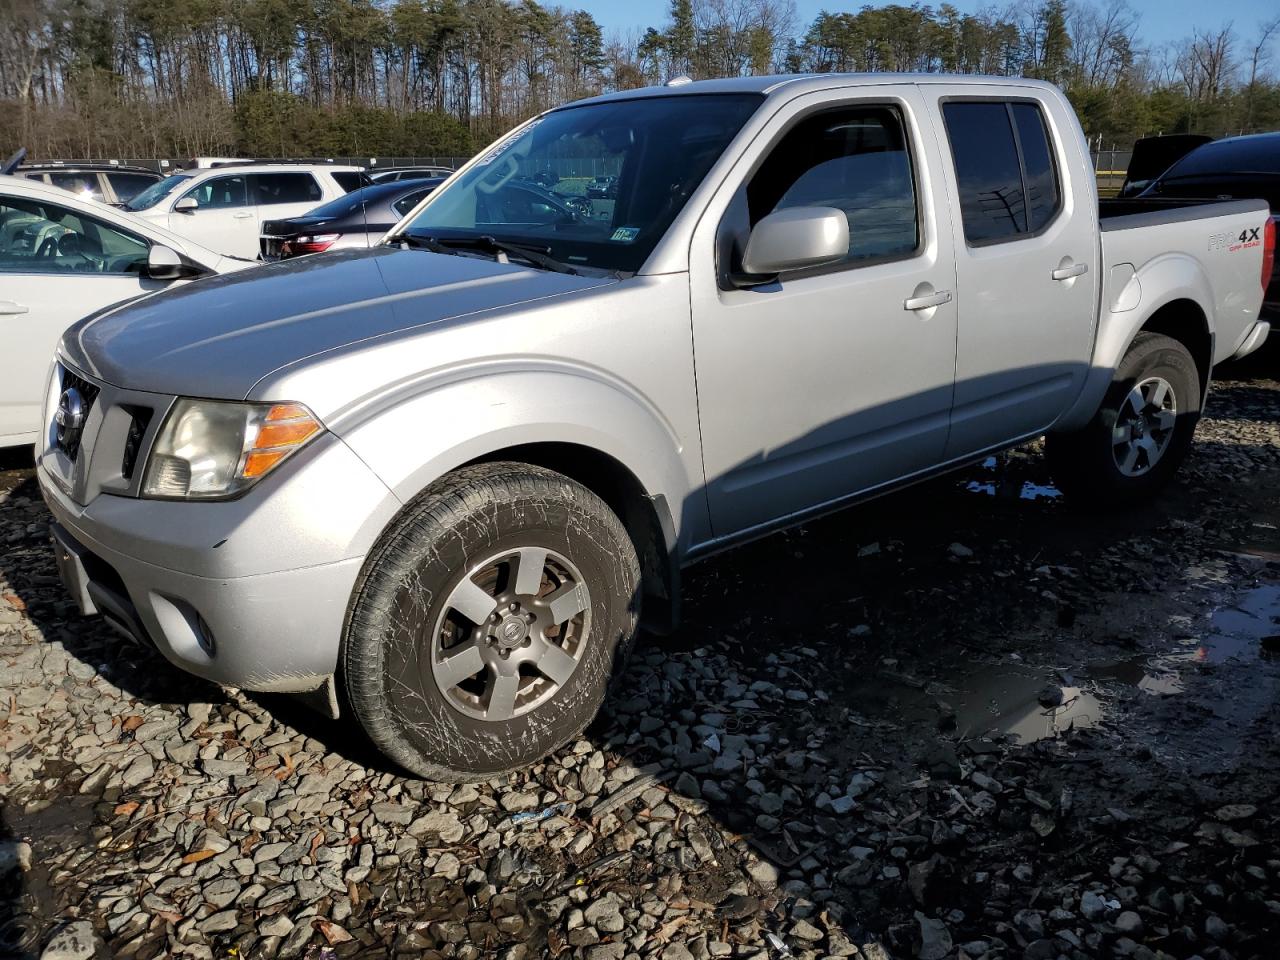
[665,75,693,87]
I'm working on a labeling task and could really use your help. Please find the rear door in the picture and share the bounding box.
[170,173,257,258]
[922,85,1099,459]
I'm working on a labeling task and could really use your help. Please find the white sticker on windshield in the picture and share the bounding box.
[610,226,640,243]
[475,118,543,166]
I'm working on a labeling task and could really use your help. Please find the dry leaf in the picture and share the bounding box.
[181,849,216,864]
[309,830,325,859]
[121,715,144,733]
[3,593,26,611]
[113,801,140,816]
[654,915,691,943]
[154,909,183,924]
[313,919,353,945]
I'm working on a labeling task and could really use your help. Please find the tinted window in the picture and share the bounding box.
[106,172,159,202]
[747,106,918,264]
[0,195,148,274]
[393,189,431,217]
[943,101,1061,243]
[1163,136,1280,178]
[48,172,104,202]
[183,175,248,209]
[1012,104,1060,232]
[332,171,370,192]
[253,173,322,205]
[943,102,1026,243]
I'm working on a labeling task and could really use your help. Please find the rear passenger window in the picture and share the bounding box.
[942,101,1061,244]
[747,105,919,266]
[253,173,322,206]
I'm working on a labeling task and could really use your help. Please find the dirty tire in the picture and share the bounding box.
[342,462,640,781]
[1046,332,1200,506]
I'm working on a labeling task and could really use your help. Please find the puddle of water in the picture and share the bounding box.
[1090,656,1187,696]
[953,669,1103,744]
[1205,580,1280,662]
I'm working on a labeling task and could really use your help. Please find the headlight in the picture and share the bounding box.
[141,399,323,500]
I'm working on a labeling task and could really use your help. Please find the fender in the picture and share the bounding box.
[1055,252,1216,432]
[329,363,701,556]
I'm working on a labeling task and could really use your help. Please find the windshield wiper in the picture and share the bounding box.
[406,234,578,275]
[390,233,451,254]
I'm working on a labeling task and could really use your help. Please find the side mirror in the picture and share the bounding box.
[174,197,198,213]
[737,206,849,284]
[146,244,188,280]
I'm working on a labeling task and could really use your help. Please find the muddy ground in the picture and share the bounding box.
[1,371,1279,960]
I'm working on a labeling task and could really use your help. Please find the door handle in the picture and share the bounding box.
[0,300,29,315]
[903,290,952,311]
[1052,262,1088,280]
[232,212,253,219]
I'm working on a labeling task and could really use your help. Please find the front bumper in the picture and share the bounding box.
[35,363,402,693]
[42,498,363,691]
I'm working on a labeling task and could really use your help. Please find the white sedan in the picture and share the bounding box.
[0,174,251,447]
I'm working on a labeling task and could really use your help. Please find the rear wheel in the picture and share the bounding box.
[343,463,640,780]
[1046,332,1201,505]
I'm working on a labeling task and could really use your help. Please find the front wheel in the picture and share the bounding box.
[1046,332,1201,505]
[342,463,640,780]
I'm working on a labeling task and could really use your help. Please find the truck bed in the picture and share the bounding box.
[1096,196,1270,367]
[1098,196,1266,230]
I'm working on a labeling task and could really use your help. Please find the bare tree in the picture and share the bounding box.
[1243,15,1280,127]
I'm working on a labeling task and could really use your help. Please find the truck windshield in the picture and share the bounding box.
[126,174,193,211]
[398,93,763,274]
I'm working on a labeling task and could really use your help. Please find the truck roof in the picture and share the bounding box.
[568,73,1059,109]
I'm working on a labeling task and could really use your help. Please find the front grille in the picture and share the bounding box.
[121,406,154,479]
[56,368,100,461]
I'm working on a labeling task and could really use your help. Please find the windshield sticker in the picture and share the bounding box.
[475,118,543,166]
[609,226,640,243]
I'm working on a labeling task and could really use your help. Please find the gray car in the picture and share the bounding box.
[38,75,1271,780]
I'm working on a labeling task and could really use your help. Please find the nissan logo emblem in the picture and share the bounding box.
[55,387,85,446]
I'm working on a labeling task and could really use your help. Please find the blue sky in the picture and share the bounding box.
[584,0,1280,56]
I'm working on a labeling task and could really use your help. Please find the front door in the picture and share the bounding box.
[170,173,257,258]
[690,88,959,537]
[923,85,1100,458]
[0,193,159,443]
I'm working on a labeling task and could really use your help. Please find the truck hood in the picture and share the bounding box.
[61,247,615,398]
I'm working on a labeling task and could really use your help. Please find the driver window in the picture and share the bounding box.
[746,105,920,266]
[181,175,248,210]
[0,195,148,275]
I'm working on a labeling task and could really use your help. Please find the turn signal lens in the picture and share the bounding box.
[141,400,324,500]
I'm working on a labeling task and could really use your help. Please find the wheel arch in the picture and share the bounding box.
[462,442,680,634]
[336,370,697,634]
[1137,298,1212,402]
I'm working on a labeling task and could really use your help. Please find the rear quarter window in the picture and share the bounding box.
[332,172,372,192]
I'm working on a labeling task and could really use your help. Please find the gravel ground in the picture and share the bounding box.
[2,375,1279,960]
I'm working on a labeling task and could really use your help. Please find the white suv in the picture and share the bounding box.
[124,164,367,259]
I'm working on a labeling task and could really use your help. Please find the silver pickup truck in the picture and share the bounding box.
[38,75,1273,780]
